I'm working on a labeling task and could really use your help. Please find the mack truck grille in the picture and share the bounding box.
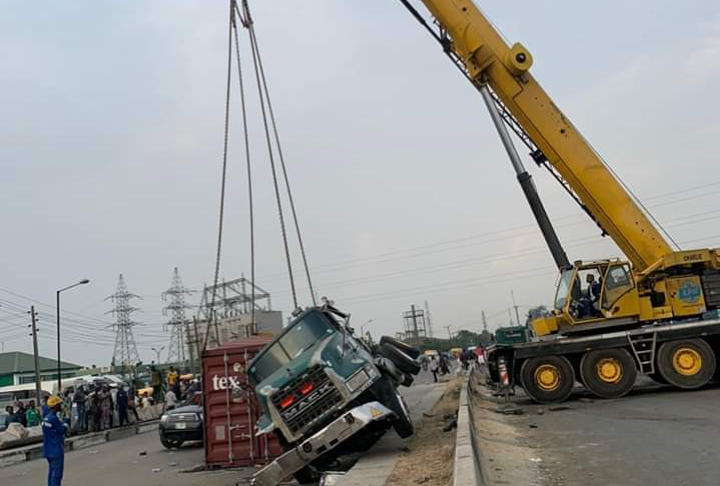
[271,365,343,435]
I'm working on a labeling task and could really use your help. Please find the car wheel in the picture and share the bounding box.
[161,437,183,449]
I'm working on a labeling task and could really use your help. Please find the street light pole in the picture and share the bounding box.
[152,346,166,364]
[56,279,90,394]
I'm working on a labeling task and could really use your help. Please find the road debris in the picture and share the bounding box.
[548,405,571,412]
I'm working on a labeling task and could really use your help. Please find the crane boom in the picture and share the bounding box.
[417,0,673,271]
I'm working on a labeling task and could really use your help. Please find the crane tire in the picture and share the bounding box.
[519,355,574,404]
[657,338,715,389]
[579,348,637,399]
[648,373,668,385]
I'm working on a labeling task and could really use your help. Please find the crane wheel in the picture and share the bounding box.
[648,373,669,385]
[657,339,716,389]
[579,348,637,399]
[520,355,574,404]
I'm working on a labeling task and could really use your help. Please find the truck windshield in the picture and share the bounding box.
[554,269,573,310]
[249,311,336,383]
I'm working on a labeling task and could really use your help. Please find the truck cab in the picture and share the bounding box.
[247,304,418,486]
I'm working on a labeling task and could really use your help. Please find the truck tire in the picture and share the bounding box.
[579,348,637,399]
[388,389,414,438]
[374,377,414,438]
[379,336,421,359]
[657,338,716,389]
[379,343,421,376]
[401,372,414,388]
[520,355,575,404]
[293,466,318,485]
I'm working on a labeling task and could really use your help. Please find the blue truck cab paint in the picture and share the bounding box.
[247,307,381,443]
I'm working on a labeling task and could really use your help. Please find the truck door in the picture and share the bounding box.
[600,263,640,318]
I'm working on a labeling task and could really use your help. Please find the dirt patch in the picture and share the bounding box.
[385,378,462,486]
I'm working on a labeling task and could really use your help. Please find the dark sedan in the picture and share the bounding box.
[159,404,203,449]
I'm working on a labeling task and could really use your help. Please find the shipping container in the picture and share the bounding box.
[202,338,283,468]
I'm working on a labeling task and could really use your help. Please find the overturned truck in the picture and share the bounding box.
[247,303,421,486]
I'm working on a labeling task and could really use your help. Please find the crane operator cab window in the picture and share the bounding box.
[601,264,634,311]
[568,266,605,320]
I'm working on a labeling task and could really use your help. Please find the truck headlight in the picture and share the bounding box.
[346,369,370,393]
[160,414,169,424]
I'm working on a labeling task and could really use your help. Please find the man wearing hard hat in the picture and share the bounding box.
[42,395,68,486]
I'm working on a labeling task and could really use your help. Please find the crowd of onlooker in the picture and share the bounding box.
[2,365,200,434]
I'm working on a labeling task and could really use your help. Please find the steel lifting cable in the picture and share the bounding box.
[243,15,299,310]
[203,0,235,351]
[231,6,258,333]
[249,25,317,307]
[237,0,317,308]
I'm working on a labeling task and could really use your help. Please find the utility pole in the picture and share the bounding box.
[444,325,453,344]
[511,290,521,327]
[481,310,488,332]
[424,300,434,338]
[106,274,141,373]
[186,320,196,373]
[162,267,194,366]
[29,306,42,403]
[508,308,513,326]
[193,317,202,371]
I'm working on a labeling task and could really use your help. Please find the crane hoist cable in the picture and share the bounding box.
[204,0,316,349]
[232,7,257,333]
[237,0,317,308]
[204,0,236,351]
[237,0,317,309]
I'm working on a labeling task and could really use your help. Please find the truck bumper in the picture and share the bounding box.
[251,401,395,486]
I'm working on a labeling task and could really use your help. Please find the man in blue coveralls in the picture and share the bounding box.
[42,395,68,486]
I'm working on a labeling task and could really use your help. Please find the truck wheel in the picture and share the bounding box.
[293,466,318,484]
[657,338,716,389]
[579,348,637,399]
[520,355,574,404]
[379,336,421,359]
[375,377,414,438]
[379,343,422,376]
[389,389,414,438]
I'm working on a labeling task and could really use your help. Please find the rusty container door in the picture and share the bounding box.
[202,337,272,468]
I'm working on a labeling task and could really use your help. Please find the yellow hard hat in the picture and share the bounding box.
[47,395,63,408]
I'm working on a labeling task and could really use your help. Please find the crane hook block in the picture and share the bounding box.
[504,42,533,77]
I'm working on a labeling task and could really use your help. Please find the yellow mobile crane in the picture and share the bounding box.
[399,0,720,402]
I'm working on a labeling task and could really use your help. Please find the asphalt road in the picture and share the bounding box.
[0,431,251,486]
[509,378,720,486]
[0,369,445,486]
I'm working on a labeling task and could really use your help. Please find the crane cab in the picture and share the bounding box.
[532,260,642,336]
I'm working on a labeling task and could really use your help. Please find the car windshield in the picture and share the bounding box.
[554,269,574,310]
[249,311,337,383]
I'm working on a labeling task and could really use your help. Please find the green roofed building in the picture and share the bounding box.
[0,351,82,387]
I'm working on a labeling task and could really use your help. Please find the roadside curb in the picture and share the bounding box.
[0,420,159,469]
[453,373,483,486]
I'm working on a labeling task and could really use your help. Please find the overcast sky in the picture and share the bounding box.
[1,1,719,367]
